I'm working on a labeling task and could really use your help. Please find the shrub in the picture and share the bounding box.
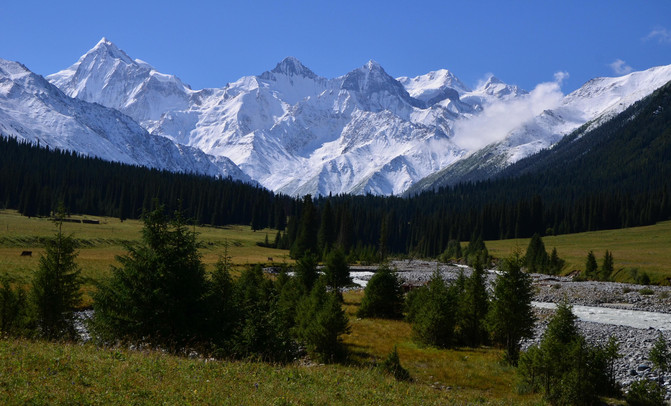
[626,379,665,406]
[0,278,30,336]
[357,264,404,319]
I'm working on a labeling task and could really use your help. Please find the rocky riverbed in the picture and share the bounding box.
[352,260,671,398]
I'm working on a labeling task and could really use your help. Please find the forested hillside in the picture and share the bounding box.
[0,136,294,230]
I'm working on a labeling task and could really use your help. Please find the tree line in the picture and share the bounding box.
[0,135,294,231]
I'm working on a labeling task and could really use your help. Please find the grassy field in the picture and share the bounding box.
[0,290,542,406]
[0,210,290,279]
[486,220,671,284]
[3,209,671,289]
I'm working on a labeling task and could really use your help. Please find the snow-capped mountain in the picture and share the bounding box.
[31,38,671,196]
[49,39,526,196]
[406,64,671,194]
[0,58,250,182]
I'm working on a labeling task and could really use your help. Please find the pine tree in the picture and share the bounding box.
[294,280,350,363]
[294,251,319,293]
[206,244,236,350]
[649,332,670,382]
[525,233,549,273]
[518,303,621,404]
[441,239,462,262]
[585,251,598,280]
[600,250,614,281]
[323,248,350,296]
[291,195,319,259]
[487,253,535,365]
[317,200,336,256]
[378,216,389,261]
[231,265,295,362]
[357,264,404,319]
[548,247,565,275]
[31,207,82,340]
[410,269,457,348]
[92,204,208,347]
[380,345,411,381]
[0,278,29,336]
[457,262,489,346]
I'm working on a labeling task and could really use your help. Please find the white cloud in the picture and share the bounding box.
[609,59,633,75]
[452,74,565,152]
[553,71,569,84]
[645,28,671,43]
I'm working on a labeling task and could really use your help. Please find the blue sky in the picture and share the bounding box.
[2,0,670,93]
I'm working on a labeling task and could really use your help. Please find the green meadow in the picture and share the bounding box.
[486,220,671,284]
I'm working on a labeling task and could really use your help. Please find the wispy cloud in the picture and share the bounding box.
[553,71,569,84]
[609,59,633,75]
[452,73,566,152]
[644,27,671,43]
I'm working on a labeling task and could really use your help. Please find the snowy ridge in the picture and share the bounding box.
[406,64,671,194]
[49,39,509,196]
[0,58,250,183]
[12,37,668,196]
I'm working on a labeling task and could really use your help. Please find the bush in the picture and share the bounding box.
[0,278,30,336]
[626,379,665,406]
[357,264,404,319]
[380,346,411,381]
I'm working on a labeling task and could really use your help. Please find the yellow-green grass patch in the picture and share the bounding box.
[0,210,292,305]
[485,220,671,283]
[342,290,541,404]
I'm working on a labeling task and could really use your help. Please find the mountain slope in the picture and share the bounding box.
[48,39,527,196]
[43,39,671,196]
[0,58,250,182]
[406,64,671,194]
[499,79,671,183]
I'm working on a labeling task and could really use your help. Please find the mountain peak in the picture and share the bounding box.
[84,37,134,65]
[365,60,382,71]
[484,76,503,86]
[267,56,317,79]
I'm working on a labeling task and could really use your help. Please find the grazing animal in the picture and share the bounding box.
[20,251,32,256]
[267,257,273,262]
